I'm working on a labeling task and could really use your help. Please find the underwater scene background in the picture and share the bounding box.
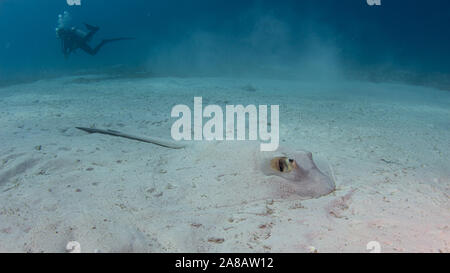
[0,0,448,253]
[0,0,449,87]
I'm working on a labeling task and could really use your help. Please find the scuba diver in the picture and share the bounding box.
[55,12,134,58]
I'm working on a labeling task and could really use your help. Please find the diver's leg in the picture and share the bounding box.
[79,43,97,56]
[81,38,135,56]
[84,23,99,32]
[83,23,100,42]
[79,39,111,55]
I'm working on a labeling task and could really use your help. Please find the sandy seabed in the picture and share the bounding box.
[0,75,448,253]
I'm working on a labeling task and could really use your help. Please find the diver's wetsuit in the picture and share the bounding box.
[58,23,133,58]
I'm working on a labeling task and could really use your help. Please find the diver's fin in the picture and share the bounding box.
[84,23,100,31]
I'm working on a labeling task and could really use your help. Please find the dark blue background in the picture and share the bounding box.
[0,0,449,81]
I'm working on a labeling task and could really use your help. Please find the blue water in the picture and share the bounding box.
[0,0,449,83]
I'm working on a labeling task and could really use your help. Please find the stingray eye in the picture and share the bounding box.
[270,157,294,173]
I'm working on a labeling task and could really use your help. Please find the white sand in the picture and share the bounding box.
[0,76,448,253]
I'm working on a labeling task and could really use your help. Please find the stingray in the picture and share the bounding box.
[76,127,335,199]
[259,149,336,199]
